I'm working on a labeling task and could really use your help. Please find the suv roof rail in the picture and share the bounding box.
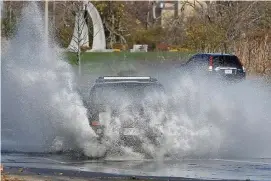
[96,76,158,83]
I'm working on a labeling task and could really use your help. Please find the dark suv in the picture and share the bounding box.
[86,76,166,156]
[180,53,246,80]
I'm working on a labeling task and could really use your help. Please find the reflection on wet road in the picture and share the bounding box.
[2,153,271,180]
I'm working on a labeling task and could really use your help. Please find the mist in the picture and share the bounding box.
[1,2,106,157]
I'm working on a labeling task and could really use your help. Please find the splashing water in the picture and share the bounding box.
[2,2,271,161]
[79,62,271,160]
[152,74,271,159]
[1,2,106,157]
[141,69,271,159]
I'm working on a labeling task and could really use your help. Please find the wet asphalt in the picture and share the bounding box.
[2,153,271,181]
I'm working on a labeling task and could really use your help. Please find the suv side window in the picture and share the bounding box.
[187,54,208,67]
[187,55,201,65]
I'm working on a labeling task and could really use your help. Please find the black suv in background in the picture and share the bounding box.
[180,53,246,80]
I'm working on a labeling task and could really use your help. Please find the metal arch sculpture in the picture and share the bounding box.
[68,1,106,52]
[85,1,106,51]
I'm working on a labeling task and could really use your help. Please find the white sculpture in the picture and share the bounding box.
[67,1,106,52]
[84,1,106,51]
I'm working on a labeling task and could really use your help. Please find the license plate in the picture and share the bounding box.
[225,69,232,74]
[123,128,139,136]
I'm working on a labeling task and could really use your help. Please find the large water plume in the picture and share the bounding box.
[79,61,271,160]
[1,2,105,157]
[155,73,271,159]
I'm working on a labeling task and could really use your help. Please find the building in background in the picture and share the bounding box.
[153,0,208,27]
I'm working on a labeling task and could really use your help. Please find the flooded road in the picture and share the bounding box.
[2,153,271,180]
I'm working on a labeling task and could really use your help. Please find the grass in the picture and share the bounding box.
[64,51,195,75]
[66,51,195,65]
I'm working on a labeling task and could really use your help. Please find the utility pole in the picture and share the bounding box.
[52,0,56,35]
[9,2,12,29]
[44,0,48,46]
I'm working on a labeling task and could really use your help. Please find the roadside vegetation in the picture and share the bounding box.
[1,1,270,76]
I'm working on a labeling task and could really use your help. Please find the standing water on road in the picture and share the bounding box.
[1,2,105,157]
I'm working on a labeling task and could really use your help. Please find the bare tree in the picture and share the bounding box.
[54,1,106,76]
[125,1,151,29]
[66,2,90,77]
[1,1,25,38]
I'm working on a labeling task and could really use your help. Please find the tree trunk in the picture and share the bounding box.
[77,48,81,77]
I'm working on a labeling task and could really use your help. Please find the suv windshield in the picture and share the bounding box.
[213,55,243,69]
[90,83,164,107]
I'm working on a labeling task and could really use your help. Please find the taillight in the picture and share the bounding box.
[208,56,213,71]
[91,121,100,126]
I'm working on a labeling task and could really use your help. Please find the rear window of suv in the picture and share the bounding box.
[213,55,243,69]
[89,83,165,106]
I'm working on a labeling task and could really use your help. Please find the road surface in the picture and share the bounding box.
[2,153,271,181]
